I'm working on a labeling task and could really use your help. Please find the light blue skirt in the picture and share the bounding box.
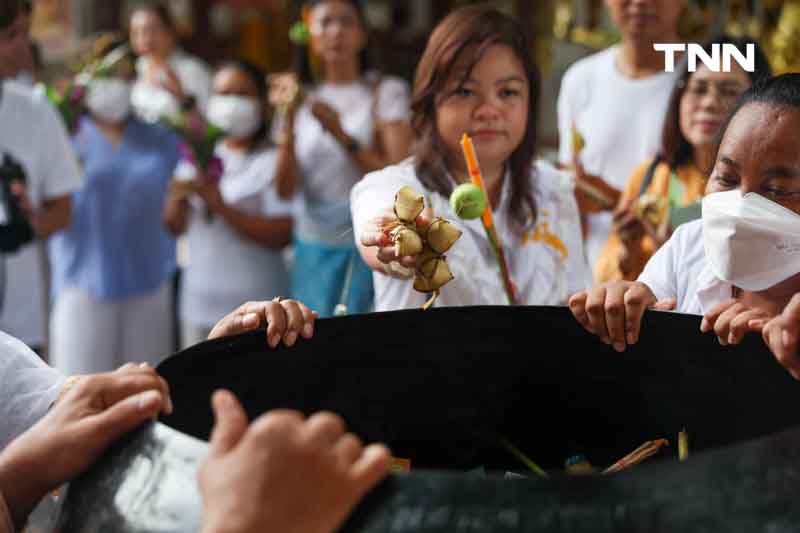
[290,238,374,317]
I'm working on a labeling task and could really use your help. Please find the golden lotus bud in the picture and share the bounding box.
[426,218,462,254]
[633,193,668,226]
[418,257,454,290]
[415,245,439,269]
[413,275,434,293]
[394,186,424,223]
[391,226,423,257]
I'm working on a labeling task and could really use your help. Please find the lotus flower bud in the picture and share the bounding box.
[418,257,454,290]
[426,218,462,254]
[391,226,423,257]
[394,186,425,223]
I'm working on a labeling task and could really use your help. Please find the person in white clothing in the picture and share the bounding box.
[354,5,589,311]
[164,61,295,347]
[568,73,800,381]
[270,0,413,317]
[128,2,212,123]
[0,1,81,353]
[557,0,684,276]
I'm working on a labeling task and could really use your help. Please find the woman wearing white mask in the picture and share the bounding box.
[568,73,800,380]
[48,38,181,374]
[163,61,294,348]
[128,2,211,123]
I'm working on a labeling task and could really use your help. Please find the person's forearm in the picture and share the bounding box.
[0,447,48,530]
[163,194,190,236]
[274,136,301,200]
[217,207,292,249]
[31,196,71,239]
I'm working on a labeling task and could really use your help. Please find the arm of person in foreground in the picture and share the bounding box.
[0,364,171,530]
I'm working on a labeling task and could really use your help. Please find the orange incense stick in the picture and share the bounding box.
[460,133,494,229]
[459,133,517,304]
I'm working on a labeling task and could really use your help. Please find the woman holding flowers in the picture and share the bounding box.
[48,37,181,374]
[163,60,294,348]
[270,0,413,316]
[352,5,589,311]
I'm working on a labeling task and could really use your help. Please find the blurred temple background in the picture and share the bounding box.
[30,0,800,153]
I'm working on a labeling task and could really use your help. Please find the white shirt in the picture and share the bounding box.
[638,219,732,315]
[178,144,295,327]
[0,329,65,449]
[0,82,82,346]
[132,50,212,123]
[557,45,678,271]
[292,75,411,245]
[351,158,591,311]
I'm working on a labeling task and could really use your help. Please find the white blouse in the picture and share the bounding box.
[291,75,411,245]
[177,144,295,326]
[638,219,732,316]
[351,158,591,311]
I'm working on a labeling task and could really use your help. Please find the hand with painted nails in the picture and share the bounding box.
[699,298,774,346]
[208,299,318,348]
[358,208,430,278]
[753,294,800,380]
[568,281,676,352]
[199,390,391,533]
[0,363,171,529]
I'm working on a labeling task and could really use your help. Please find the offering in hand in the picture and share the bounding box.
[383,186,462,309]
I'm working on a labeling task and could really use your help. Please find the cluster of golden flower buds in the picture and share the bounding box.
[388,186,462,309]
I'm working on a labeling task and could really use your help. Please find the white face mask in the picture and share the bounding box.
[206,94,262,139]
[702,190,800,291]
[86,78,132,123]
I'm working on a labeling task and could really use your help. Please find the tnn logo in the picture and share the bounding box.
[654,43,755,73]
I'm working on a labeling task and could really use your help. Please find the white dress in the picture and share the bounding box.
[351,158,591,310]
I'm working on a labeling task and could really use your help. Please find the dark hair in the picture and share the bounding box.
[411,4,540,234]
[0,0,22,32]
[714,73,800,156]
[659,34,772,172]
[216,59,270,148]
[129,1,176,33]
[294,0,370,85]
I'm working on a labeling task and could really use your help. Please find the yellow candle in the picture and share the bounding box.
[460,133,493,228]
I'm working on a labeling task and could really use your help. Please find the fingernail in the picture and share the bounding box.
[718,336,728,346]
[137,390,161,411]
[700,319,709,332]
[613,342,626,353]
[728,333,736,345]
[627,332,635,345]
[303,322,314,338]
[268,333,280,348]
[242,313,259,329]
[284,331,298,347]
[601,337,610,345]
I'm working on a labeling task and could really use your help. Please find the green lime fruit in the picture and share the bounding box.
[450,183,486,220]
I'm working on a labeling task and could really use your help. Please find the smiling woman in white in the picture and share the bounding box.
[568,74,800,381]
[354,6,590,311]
[163,61,293,347]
